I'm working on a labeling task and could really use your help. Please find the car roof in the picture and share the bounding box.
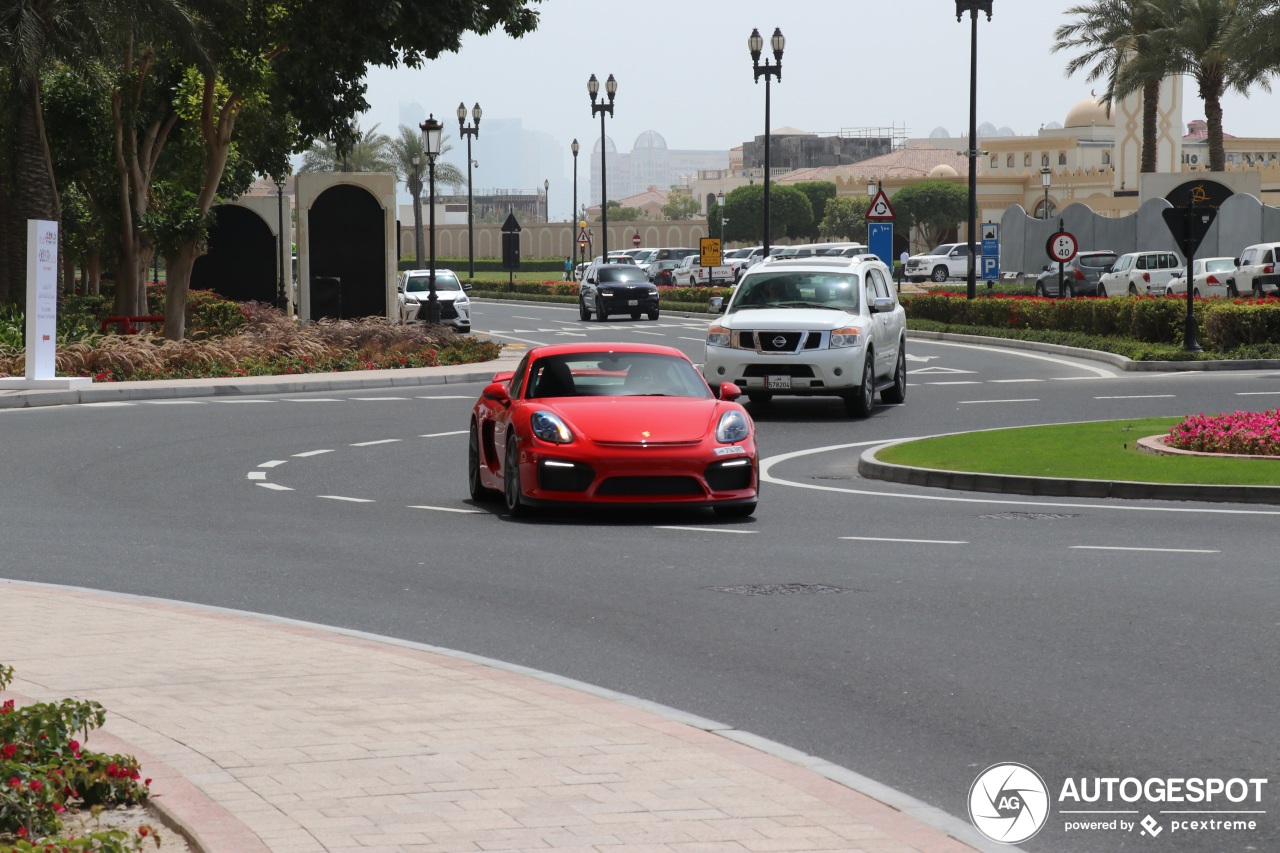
[403,269,458,276]
[524,342,689,360]
[746,256,882,270]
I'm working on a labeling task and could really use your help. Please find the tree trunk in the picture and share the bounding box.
[4,86,61,311]
[1201,77,1226,173]
[1141,79,1159,173]
[87,248,101,295]
[163,241,200,340]
[0,180,12,305]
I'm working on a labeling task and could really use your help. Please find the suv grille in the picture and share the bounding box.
[736,331,820,352]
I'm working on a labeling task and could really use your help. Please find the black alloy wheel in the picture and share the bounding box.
[503,435,528,517]
[468,420,497,501]
[1036,283,1047,297]
[579,298,590,320]
[1064,282,1075,298]
[594,301,608,322]
[1254,284,1264,299]
[648,309,660,320]
[1098,284,1108,298]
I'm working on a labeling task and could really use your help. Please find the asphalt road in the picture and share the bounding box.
[2,298,1276,853]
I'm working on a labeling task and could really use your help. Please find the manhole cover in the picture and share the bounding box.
[705,583,848,596]
[980,512,1080,521]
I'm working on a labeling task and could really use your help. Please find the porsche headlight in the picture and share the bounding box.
[716,410,750,443]
[530,411,574,444]
[829,326,864,348]
[707,325,732,348]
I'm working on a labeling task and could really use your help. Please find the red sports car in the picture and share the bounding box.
[469,343,758,517]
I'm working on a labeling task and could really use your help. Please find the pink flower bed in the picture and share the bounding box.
[1166,409,1280,456]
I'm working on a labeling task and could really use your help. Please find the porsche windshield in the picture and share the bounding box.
[526,353,711,399]
[730,272,859,311]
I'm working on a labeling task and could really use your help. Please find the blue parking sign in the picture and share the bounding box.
[980,222,999,280]
[869,222,894,266]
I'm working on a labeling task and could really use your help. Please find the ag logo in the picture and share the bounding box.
[968,762,1050,844]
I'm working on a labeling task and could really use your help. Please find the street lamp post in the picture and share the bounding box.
[544,179,550,224]
[1040,167,1052,221]
[717,191,726,246]
[457,102,481,280]
[749,27,784,261]
[588,74,616,263]
[571,139,581,269]
[419,114,444,324]
[275,174,287,310]
[410,153,423,268]
[957,0,992,300]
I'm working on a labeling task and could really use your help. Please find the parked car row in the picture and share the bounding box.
[1032,241,1280,299]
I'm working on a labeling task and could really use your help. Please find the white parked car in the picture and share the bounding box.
[1096,250,1183,298]
[904,243,982,283]
[702,255,907,418]
[672,253,734,287]
[397,269,471,331]
[1166,257,1236,298]
[1226,242,1280,297]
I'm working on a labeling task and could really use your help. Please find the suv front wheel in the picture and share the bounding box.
[931,266,949,282]
[843,352,875,418]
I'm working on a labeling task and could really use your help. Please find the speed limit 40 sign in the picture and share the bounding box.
[1047,231,1078,263]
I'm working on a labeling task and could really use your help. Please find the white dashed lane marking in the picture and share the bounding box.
[958,398,1040,404]
[293,449,334,457]
[416,395,473,400]
[258,460,286,468]
[145,400,204,405]
[408,505,483,514]
[1094,394,1176,400]
[1070,545,1219,554]
[318,495,375,503]
[419,430,468,438]
[350,396,409,401]
[654,526,756,535]
[841,536,967,545]
[256,483,293,491]
[246,472,267,480]
[350,439,401,447]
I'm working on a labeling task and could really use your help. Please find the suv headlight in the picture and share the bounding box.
[829,327,864,348]
[716,410,750,443]
[455,292,469,303]
[530,411,574,444]
[707,325,731,348]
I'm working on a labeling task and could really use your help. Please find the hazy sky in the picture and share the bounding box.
[360,0,1277,217]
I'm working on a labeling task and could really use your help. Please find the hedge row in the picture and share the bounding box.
[900,292,1280,353]
[398,258,562,273]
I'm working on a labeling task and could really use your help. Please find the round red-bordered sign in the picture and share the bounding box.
[1046,231,1078,263]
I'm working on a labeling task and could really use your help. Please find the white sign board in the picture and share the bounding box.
[29,219,59,379]
[0,220,90,390]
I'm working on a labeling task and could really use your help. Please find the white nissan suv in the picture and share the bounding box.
[702,256,907,418]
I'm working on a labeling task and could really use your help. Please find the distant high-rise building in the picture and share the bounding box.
[589,131,728,204]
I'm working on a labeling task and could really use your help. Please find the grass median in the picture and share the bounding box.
[876,418,1280,486]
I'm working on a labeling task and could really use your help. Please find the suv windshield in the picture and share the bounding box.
[598,267,647,282]
[928,244,955,255]
[405,275,461,293]
[731,272,858,311]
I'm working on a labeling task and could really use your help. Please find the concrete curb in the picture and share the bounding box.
[858,439,1280,505]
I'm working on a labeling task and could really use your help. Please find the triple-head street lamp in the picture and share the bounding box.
[588,73,616,263]
[957,0,993,300]
[418,114,444,324]
[457,101,481,279]
[749,27,784,260]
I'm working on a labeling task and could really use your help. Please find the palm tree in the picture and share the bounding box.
[386,124,463,266]
[1054,0,1164,174]
[1121,0,1267,172]
[299,123,395,173]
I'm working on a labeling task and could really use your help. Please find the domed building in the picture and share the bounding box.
[589,128,727,206]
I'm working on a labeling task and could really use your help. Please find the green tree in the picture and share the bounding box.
[661,187,699,220]
[819,196,869,242]
[890,181,969,249]
[596,200,645,222]
[722,183,813,243]
[300,123,395,173]
[1054,0,1164,174]
[1119,0,1267,172]
[792,181,837,241]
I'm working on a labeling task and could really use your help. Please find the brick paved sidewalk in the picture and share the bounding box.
[1,582,996,853]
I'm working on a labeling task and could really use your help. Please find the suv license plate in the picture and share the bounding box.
[627,299,638,306]
[766,375,792,390]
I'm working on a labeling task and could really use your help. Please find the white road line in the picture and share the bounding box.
[213,399,273,403]
[1070,546,1220,554]
[759,439,1280,516]
[927,381,981,385]
[481,332,549,346]
[512,315,542,321]
[293,449,334,457]
[258,460,286,468]
[841,536,968,545]
[632,330,667,336]
[1094,394,1176,400]
[1236,391,1280,396]
[246,471,267,480]
[145,400,204,405]
[318,495,374,503]
[679,336,707,342]
[916,339,1118,377]
[988,378,1044,383]
[555,332,588,337]
[350,396,408,401]
[407,505,484,514]
[256,483,294,491]
[1052,376,1099,381]
[82,402,134,407]
[654,525,755,534]
[286,398,343,402]
[959,398,1040,404]
[351,439,401,447]
[419,430,468,438]
[417,395,473,400]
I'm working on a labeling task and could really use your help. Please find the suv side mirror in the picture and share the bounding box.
[1235,258,1241,266]
[708,296,725,314]
[872,296,894,313]
[462,282,473,291]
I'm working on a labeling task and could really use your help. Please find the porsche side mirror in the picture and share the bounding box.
[718,382,742,401]
[482,382,511,406]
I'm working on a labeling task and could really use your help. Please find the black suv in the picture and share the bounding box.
[578,263,660,321]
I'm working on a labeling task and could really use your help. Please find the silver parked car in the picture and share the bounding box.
[1034,251,1118,297]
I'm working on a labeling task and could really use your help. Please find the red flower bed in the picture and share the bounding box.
[1166,409,1280,456]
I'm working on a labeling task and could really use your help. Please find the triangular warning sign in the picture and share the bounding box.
[866,189,895,221]
[577,229,590,242]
